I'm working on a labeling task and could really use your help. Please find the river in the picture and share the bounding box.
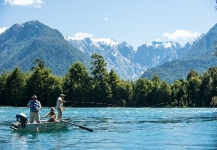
[1,107,217,149]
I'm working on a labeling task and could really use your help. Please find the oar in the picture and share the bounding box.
[71,123,93,132]
[62,120,93,132]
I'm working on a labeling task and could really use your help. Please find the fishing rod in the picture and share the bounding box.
[64,101,75,103]
[65,100,117,107]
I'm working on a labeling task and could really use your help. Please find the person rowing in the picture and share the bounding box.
[42,107,57,122]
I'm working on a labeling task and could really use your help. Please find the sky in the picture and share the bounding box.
[0,0,217,49]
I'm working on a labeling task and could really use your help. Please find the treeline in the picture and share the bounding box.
[0,54,217,108]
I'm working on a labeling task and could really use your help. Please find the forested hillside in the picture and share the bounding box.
[142,23,217,83]
[1,54,217,108]
[0,20,90,76]
[1,20,217,83]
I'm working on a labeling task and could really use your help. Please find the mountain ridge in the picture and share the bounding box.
[66,37,184,80]
[1,20,216,83]
[0,20,90,76]
[142,23,217,83]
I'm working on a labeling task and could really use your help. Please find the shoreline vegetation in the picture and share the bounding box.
[1,54,217,108]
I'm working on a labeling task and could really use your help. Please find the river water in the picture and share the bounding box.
[1,107,217,150]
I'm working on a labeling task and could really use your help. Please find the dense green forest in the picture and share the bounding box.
[1,54,217,108]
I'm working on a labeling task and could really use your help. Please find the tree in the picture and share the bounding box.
[170,79,187,107]
[31,58,45,70]
[108,69,120,105]
[158,81,171,106]
[150,75,162,106]
[187,69,199,81]
[0,71,7,105]
[186,76,202,106]
[134,78,153,106]
[118,80,133,107]
[90,54,111,104]
[199,71,212,106]
[63,62,90,105]
[25,65,55,106]
[91,54,107,80]
[199,67,217,106]
[5,67,26,106]
[43,75,62,106]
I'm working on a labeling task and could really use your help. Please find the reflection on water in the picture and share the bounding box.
[11,132,37,149]
[136,116,217,124]
[1,108,217,149]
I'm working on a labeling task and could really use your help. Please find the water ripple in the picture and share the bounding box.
[1,108,217,149]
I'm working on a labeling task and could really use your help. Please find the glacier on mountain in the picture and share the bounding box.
[65,37,187,80]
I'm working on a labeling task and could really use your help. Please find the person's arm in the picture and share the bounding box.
[42,113,48,118]
[57,97,65,103]
[27,101,32,108]
[38,101,42,109]
[35,101,41,112]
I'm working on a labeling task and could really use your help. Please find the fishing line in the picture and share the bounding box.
[66,100,117,107]
[46,121,66,137]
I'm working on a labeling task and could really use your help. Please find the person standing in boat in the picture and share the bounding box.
[56,94,66,120]
[42,107,56,122]
[27,95,41,123]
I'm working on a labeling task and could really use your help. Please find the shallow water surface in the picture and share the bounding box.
[1,107,217,149]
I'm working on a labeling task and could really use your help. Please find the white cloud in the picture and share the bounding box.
[0,27,8,34]
[4,0,43,8]
[162,30,200,41]
[73,32,94,39]
[104,17,109,21]
[65,32,94,40]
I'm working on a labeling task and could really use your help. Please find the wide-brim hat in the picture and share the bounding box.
[32,95,37,99]
[60,94,66,97]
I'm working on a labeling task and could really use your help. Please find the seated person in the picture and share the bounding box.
[42,107,57,122]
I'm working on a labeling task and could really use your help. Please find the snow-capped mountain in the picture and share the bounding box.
[66,37,143,80]
[1,20,215,83]
[66,37,185,80]
[135,41,182,68]
[159,42,193,65]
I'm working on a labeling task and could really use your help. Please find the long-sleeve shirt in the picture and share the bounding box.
[56,97,64,109]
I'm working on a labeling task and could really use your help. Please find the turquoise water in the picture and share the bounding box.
[1,107,217,150]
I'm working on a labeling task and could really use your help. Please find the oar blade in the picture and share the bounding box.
[62,120,93,132]
[71,123,93,132]
[78,126,93,132]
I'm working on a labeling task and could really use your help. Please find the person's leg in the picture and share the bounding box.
[60,107,63,119]
[35,112,40,123]
[30,112,34,123]
[57,108,62,119]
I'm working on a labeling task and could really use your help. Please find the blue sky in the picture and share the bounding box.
[0,0,217,48]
